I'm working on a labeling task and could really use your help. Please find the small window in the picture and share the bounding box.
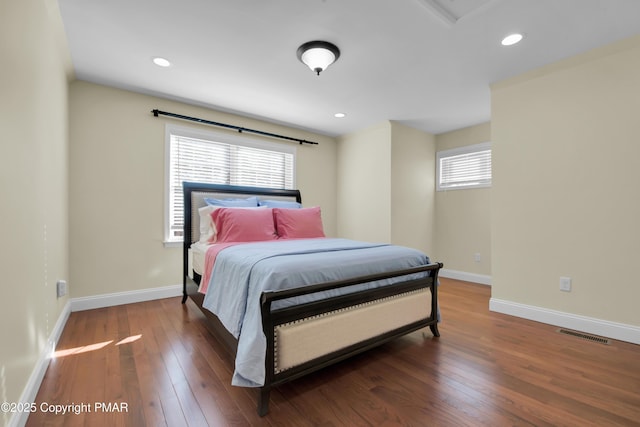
[165,125,295,243]
[436,142,491,191]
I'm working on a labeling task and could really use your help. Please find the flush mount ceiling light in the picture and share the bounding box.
[501,33,523,46]
[296,41,340,75]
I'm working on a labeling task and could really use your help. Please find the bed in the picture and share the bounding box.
[181,181,442,416]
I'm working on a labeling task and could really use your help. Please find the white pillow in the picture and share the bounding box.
[198,205,216,243]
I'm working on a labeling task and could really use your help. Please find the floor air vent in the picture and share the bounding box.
[557,328,610,345]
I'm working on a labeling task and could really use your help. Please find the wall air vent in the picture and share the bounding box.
[556,328,610,345]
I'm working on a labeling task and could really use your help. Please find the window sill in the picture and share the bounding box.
[163,240,183,248]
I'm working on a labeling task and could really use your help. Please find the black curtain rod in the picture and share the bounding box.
[151,109,318,145]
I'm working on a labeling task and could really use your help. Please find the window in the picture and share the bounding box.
[165,125,295,243]
[436,142,491,191]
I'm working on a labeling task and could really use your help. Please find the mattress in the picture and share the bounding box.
[190,241,212,276]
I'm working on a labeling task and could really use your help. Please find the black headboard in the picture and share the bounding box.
[182,182,302,293]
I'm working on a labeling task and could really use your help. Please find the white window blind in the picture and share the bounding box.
[166,126,295,242]
[436,142,491,191]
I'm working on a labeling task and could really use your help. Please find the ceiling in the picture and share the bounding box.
[57,0,640,137]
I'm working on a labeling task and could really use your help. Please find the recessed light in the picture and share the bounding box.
[152,57,171,67]
[501,33,523,46]
[334,112,346,118]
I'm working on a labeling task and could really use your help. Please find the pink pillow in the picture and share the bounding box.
[274,206,325,239]
[211,208,277,242]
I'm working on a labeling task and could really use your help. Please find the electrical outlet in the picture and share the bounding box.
[474,253,481,262]
[56,280,67,298]
[559,276,571,292]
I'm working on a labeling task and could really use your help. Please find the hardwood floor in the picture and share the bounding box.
[28,278,640,426]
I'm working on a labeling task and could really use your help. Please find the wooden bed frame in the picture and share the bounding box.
[181,181,442,416]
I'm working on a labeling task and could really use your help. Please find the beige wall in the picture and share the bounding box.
[69,81,337,298]
[434,123,492,277]
[390,122,436,254]
[337,121,435,253]
[0,0,70,416]
[337,122,392,242]
[491,35,640,326]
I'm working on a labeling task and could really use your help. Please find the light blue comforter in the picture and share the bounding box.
[202,238,431,387]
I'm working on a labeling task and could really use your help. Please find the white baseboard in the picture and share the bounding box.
[490,298,640,345]
[71,284,182,312]
[10,301,71,427]
[440,269,491,285]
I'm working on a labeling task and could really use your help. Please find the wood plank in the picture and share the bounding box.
[155,298,248,426]
[125,302,167,427]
